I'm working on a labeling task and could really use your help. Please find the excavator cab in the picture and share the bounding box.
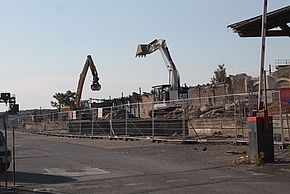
[152,84,171,102]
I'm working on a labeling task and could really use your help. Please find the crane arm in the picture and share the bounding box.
[76,55,101,109]
[135,39,180,90]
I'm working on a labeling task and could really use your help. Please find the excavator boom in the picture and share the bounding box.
[76,55,101,109]
[135,39,189,110]
[135,39,180,91]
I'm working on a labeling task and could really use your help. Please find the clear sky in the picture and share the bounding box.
[0,0,289,111]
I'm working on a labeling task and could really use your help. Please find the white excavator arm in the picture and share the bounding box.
[136,39,180,91]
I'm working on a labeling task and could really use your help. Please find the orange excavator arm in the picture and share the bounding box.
[76,55,101,109]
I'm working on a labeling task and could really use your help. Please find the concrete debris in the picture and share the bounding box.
[200,105,210,113]
[224,102,235,111]
[154,108,184,119]
[232,155,251,165]
[153,104,234,120]
[199,107,225,118]
[187,107,201,119]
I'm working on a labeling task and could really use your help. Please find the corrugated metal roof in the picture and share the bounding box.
[228,5,290,37]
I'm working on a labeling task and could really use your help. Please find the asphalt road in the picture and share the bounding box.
[1,131,290,194]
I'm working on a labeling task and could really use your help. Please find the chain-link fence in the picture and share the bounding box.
[17,91,290,144]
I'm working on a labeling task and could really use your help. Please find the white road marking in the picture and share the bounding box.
[165,179,188,183]
[124,182,144,187]
[33,188,54,192]
[236,169,272,177]
[44,167,110,177]
[247,171,273,176]
[210,175,232,179]
[251,172,266,176]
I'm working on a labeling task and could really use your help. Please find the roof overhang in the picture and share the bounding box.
[228,5,290,38]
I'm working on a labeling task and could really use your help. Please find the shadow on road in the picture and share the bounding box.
[0,171,75,184]
[0,188,52,194]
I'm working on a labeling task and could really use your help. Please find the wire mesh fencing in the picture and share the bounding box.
[16,91,290,144]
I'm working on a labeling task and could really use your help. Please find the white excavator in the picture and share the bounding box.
[135,39,188,112]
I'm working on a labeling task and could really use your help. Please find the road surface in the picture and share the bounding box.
[1,131,290,193]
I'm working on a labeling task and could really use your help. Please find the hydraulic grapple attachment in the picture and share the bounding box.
[91,76,101,91]
[91,81,101,91]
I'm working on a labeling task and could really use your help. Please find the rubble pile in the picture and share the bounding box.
[103,109,137,119]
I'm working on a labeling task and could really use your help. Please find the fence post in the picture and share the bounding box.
[238,96,244,139]
[91,110,94,136]
[152,102,155,140]
[284,109,290,142]
[12,127,16,187]
[234,95,237,144]
[78,110,81,135]
[279,92,285,144]
[182,98,186,141]
[110,106,113,137]
[248,87,254,117]
[125,103,128,136]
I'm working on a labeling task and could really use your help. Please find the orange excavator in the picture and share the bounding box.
[76,55,101,109]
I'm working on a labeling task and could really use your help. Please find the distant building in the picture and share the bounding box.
[187,61,290,109]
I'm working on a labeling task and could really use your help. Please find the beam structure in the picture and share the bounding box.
[228,5,290,38]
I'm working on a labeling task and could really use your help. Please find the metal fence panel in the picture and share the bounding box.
[17,91,290,144]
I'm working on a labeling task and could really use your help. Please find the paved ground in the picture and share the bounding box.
[0,131,290,193]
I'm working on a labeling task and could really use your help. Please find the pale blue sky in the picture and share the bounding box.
[0,0,289,110]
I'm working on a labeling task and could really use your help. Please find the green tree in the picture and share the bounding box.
[50,90,76,110]
[211,64,227,84]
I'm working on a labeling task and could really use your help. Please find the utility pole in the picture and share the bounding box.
[258,0,268,110]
